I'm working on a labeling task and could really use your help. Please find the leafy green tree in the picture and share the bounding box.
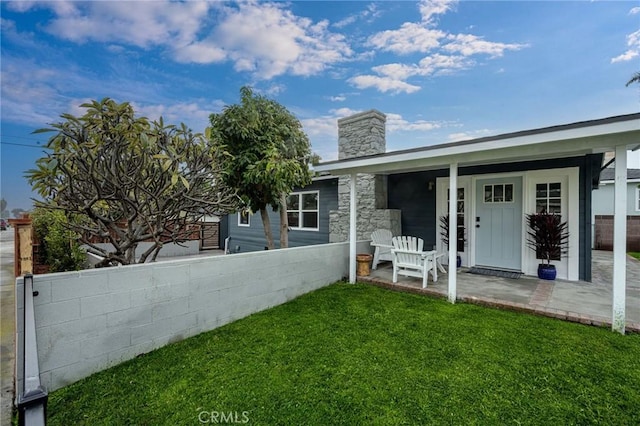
[626,71,640,87]
[31,208,86,272]
[209,87,313,249]
[27,98,239,266]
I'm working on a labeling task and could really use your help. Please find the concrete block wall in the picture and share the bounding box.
[86,240,201,260]
[16,241,371,392]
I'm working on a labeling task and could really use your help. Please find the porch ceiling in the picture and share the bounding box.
[315,113,640,175]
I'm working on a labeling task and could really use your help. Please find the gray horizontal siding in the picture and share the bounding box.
[388,170,446,250]
[228,179,338,253]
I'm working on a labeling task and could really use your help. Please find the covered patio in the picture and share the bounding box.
[358,250,640,332]
[315,111,640,333]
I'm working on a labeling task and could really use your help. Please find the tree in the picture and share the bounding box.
[626,71,640,87]
[27,98,239,266]
[209,87,313,249]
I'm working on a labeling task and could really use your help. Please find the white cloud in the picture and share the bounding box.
[349,53,471,93]
[43,1,211,48]
[334,2,381,28]
[266,84,287,96]
[0,51,222,132]
[386,113,444,132]
[418,54,470,75]
[419,0,458,23]
[0,60,61,125]
[14,1,353,80]
[630,7,640,15]
[349,75,421,94]
[611,29,640,63]
[353,0,526,93]
[132,100,223,132]
[368,23,445,54]
[328,96,347,102]
[301,107,360,136]
[444,34,526,57]
[174,42,226,64]
[447,129,493,142]
[372,63,420,80]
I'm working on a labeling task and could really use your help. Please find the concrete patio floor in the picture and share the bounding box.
[358,250,640,333]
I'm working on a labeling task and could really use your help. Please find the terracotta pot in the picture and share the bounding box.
[356,254,373,276]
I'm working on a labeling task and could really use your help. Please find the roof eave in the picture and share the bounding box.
[315,114,640,175]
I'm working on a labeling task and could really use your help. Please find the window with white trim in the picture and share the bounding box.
[446,188,466,252]
[238,210,250,227]
[483,183,514,203]
[287,191,319,231]
[636,185,640,212]
[535,182,561,214]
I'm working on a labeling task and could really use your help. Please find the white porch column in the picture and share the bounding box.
[612,146,627,333]
[349,173,357,284]
[448,163,458,303]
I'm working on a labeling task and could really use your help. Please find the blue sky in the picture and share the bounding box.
[1,0,639,211]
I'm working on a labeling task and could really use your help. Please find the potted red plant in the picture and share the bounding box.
[525,212,569,280]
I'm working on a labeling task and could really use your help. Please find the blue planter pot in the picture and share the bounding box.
[538,265,556,280]
[456,256,462,268]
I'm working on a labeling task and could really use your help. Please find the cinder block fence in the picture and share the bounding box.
[16,241,371,392]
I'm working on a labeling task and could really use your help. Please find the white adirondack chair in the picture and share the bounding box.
[371,229,394,270]
[391,236,438,288]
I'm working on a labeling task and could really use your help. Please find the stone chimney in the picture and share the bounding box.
[329,110,401,242]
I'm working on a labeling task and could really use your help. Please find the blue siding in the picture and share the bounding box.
[227,178,338,253]
[388,155,602,281]
[388,170,446,250]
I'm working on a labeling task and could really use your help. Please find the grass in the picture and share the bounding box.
[48,283,640,425]
[629,252,640,261]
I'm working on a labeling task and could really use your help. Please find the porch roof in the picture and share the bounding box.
[314,113,640,175]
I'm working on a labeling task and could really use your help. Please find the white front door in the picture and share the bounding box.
[475,177,523,270]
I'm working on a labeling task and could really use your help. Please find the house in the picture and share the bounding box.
[592,166,640,251]
[314,110,639,332]
[225,176,338,253]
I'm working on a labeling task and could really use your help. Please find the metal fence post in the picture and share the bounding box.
[17,274,47,426]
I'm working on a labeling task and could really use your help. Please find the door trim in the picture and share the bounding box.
[473,175,524,271]
[469,172,524,270]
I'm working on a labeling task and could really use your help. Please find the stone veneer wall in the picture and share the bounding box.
[329,110,401,242]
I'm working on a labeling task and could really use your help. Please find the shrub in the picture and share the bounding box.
[31,208,85,272]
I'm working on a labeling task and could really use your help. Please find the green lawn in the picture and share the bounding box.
[48,283,640,425]
[629,252,640,261]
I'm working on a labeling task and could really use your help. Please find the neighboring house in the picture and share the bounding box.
[315,110,640,283]
[592,167,640,251]
[226,176,338,253]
